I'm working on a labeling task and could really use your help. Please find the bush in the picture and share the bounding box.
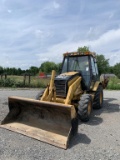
[0,77,49,88]
[15,81,25,87]
[106,77,120,90]
[0,78,16,87]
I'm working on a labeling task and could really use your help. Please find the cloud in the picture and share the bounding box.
[53,1,60,9]
[36,28,120,66]
[0,0,120,69]
[42,0,60,15]
[7,9,12,13]
[109,12,114,19]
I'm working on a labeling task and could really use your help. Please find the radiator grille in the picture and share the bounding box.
[54,80,67,97]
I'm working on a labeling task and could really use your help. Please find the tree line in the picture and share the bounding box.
[0,46,120,78]
[0,66,39,76]
[0,63,62,76]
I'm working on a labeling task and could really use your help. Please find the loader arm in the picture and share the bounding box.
[41,70,56,101]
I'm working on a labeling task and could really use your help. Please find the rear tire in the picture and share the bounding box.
[36,90,45,100]
[93,85,103,109]
[78,94,92,122]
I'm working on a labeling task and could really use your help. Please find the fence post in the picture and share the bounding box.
[28,74,31,86]
[23,74,26,86]
[23,73,31,87]
[5,74,7,79]
[0,73,7,80]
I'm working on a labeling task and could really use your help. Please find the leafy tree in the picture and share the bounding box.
[40,61,57,74]
[113,63,120,78]
[0,66,3,74]
[77,46,89,52]
[109,66,114,74]
[96,54,110,74]
[29,66,39,75]
[17,68,22,75]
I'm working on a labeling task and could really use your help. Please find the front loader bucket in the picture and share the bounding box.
[0,96,78,149]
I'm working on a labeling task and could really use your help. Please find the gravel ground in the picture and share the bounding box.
[0,89,120,160]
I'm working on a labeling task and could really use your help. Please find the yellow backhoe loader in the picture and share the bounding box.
[0,51,108,149]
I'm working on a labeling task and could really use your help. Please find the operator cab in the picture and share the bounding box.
[61,52,99,90]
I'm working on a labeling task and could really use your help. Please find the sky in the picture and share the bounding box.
[0,0,120,69]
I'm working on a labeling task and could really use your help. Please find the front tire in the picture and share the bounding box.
[78,94,92,122]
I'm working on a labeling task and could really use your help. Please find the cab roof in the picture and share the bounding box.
[63,51,96,58]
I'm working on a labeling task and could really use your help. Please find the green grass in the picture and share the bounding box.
[0,75,50,88]
[30,76,50,88]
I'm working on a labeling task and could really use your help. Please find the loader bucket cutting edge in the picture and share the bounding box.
[0,96,76,149]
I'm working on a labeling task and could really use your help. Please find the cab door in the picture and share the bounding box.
[89,56,100,89]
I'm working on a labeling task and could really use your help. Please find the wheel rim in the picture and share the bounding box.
[88,101,92,115]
